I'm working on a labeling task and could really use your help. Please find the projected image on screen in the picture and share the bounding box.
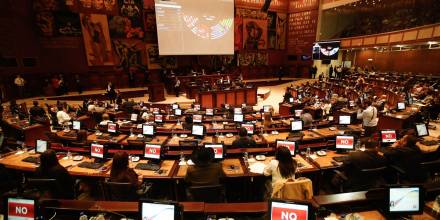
[155,0,234,55]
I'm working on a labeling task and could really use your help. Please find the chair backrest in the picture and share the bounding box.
[189,184,224,203]
[360,166,387,177]
[179,140,199,147]
[26,178,58,198]
[420,159,440,175]
[102,181,138,201]
[272,177,313,201]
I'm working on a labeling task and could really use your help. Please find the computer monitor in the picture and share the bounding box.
[349,100,355,107]
[381,130,397,143]
[192,125,204,137]
[204,144,224,159]
[6,197,37,220]
[242,123,255,135]
[142,124,155,136]
[72,120,81,130]
[174,109,182,116]
[172,104,179,110]
[193,114,203,123]
[397,102,406,111]
[269,199,313,220]
[291,120,303,132]
[139,200,181,220]
[234,114,244,122]
[205,108,214,116]
[295,110,303,117]
[387,186,423,215]
[234,108,242,114]
[339,115,351,125]
[415,123,429,137]
[263,105,271,113]
[107,123,117,133]
[289,97,294,103]
[35,139,47,154]
[130,113,138,121]
[144,144,161,160]
[154,114,163,123]
[194,104,201,111]
[335,135,354,150]
[276,140,296,156]
[91,143,105,159]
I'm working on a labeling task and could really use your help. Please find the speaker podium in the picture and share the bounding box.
[148,83,165,102]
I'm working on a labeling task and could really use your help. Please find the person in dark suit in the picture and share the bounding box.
[29,100,46,123]
[182,115,193,130]
[232,128,257,148]
[333,139,386,191]
[34,149,75,199]
[185,147,224,186]
[106,82,116,103]
[110,152,139,187]
[383,134,426,182]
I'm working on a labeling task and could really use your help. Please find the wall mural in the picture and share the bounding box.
[238,52,268,66]
[54,11,82,36]
[276,13,287,50]
[144,44,177,69]
[113,39,143,70]
[80,13,114,66]
[77,0,118,14]
[243,19,268,50]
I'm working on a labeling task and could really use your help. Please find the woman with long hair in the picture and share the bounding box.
[35,149,74,199]
[110,151,138,186]
[264,146,298,186]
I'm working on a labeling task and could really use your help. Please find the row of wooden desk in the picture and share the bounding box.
[36,193,439,219]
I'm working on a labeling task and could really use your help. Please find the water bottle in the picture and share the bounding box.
[67,151,72,160]
[355,139,361,151]
[306,147,311,158]
[243,152,249,168]
[22,143,27,153]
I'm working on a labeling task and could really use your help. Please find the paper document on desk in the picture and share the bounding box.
[249,162,266,174]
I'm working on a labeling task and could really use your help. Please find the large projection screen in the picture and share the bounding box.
[155,0,234,55]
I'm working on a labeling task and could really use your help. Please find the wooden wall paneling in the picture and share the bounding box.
[236,89,245,105]
[200,92,214,109]
[245,88,257,105]
[225,91,236,106]
[216,92,226,108]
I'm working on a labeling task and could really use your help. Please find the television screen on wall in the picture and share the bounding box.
[312,41,341,60]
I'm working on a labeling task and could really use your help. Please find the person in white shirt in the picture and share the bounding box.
[322,100,332,116]
[141,109,151,121]
[14,74,25,98]
[56,106,71,125]
[174,78,181,97]
[264,147,298,193]
[357,99,378,137]
[87,102,96,112]
[99,113,113,125]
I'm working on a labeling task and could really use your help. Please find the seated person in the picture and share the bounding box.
[140,107,151,121]
[283,89,293,103]
[332,139,386,191]
[185,147,224,187]
[264,147,298,193]
[34,149,75,199]
[110,152,140,187]
[99,113,113,125]
[182,115,193,130]
[300,110,313,127]
[263,112,273,128]
[231,128,257,148]
[29,100,47,123]
[56,106,71,125]
[383,134,426,182]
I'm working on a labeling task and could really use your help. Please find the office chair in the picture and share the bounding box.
[271,177,313,201]
[70,130,88,148]
[188,184,225,203]
[333,166,387,193]
[25,178,58,199]
[102,181,139,201]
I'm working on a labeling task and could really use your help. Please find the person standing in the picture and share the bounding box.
[106,82,116,103]
[14,74,25,99]
[174,78,181,97]
[357,99,378,137]
[328,65,334,78]
[74,74,82,94]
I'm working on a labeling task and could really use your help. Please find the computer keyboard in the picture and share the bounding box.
[63,131,77,137]
[22,156,40,164]
[420,140,439,146]
[136,137,153,142]
[333,156,350,162]
[77,161,103,169]
[337,126,353,131]
[96,135,112,140]
[135,163,160,171]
